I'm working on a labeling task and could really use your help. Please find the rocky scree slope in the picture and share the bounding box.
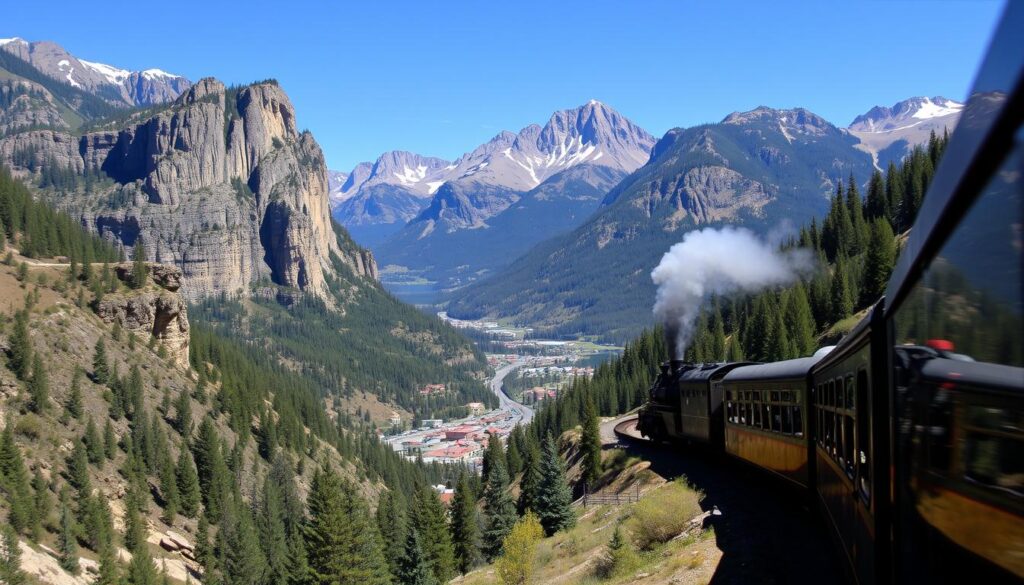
[0,77,377,299]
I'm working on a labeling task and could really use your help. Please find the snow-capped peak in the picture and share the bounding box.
[142,68,179,80]
[80,59,131,84]
[0,37,27,46]
[911,97,963,120]
[849,96,964,133]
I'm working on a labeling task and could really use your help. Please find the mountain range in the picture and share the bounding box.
[1,37,190,107]
[333,100,656,287]
[445,98,958,341]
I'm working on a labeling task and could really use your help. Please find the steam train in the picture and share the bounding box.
[637,6,1024,585]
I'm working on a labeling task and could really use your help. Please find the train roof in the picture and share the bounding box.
[674,362,750,383]
[885,3,1024,317]
[722,356,823,383]
[919,357,1024,393]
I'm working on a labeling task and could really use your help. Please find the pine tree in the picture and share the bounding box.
[176,447,201,518]
[218,500,267,585]
[31,468,50,540]
[126,541,160,585]
[516,441,540,516]
[580,394,602,487]
[67,438,91,497]
[767,302,792,361]
[397,528,439,585]
[174,389,193,439]
[376,489,408,580]
[124,487,146,553]
[866,168,888,221]
[494,511,543,585]
[27,354,48,413]
[93,338,109,385]
[784,284,817,357]
[58,490,79,574]
[83,416,104,464]
[193,417,230,522]
[103,419,117,460]
[256,476,289,585]
[862,218,896,306]
[195,514,218,584]
[830,254,854,322]
[304,468,390,585]
[94,541,121,585]
[535,434,575,536]
[411,483,457,584]
[482,459,517,561]
[159,453,179,524]
[505,430,523,477]
[725,334,745,362]
[66,366,84,419]
[0,523,26,585]
[131,239,148,289]
[0,425,35,535]
[482,431,506,487]
[7,310,31,381]
[450,473,480,574]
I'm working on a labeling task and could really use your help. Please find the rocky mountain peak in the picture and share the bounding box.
[0,37,190,107]
[722,106,834,142]
[848,96,963,132]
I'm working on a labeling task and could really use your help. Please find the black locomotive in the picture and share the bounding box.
[638,5,1024,584]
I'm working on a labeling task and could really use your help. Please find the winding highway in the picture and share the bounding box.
[489,359,534,425]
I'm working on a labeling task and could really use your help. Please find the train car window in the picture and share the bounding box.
[893,122,1023,368]
[856,368,871,502]
[845,414,856,477]
[782,406,793,434]
[794,406,803,437]
[962,401,1024,496]
[835,412,843,460]
[845,375,855,413]
[837,378,846,410]
[739,401,747,425]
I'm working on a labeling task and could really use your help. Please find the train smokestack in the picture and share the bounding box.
[670,359,686,375]
[651,226,813,360]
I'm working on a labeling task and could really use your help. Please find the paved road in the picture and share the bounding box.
[489,360,534,425]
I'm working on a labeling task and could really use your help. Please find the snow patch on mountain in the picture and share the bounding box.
[80,59,131,84]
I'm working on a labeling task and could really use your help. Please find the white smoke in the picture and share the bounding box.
[651,226,814,359]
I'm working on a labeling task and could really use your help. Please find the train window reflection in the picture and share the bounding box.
[963,404,1024,496]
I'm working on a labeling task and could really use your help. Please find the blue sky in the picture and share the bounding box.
[4,0,1004,171]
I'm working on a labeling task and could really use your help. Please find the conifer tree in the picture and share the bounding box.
[376,489,408,580]
[174,389,193,438]
[726,334,745,362]
[176,447,201,518]
[482,459,517,561]
[304,468,390,585]
[450,473,480,574]
[505,430,523,477]
[124,487,146,553]
[103,419,117,460]
[58,490,79,574]
[27,354,48,413]
[84,416,104,464]
[66,366,84,419]
[767,308,792,361]
[535,434,574,536]
[256,476,289,585]
[482,432,506,487]
[94,541,121,585]
[218,500,267,585]
[7,310,31,381]
[159,453,179,524]
[411,483,457,584]
[31,468,49,540]
[862,218,896,305]
[580,394,602,487]
[67,438,91,497]
[866,168,888,221]
[0,523,26,585]
[92,338,109,385]
[131,239,148,290]
[784,284,817,357]
[397,528,439,585]
[830,254,854,322]
[516,441,541,516]
[193,417,230,522]
[126,540,160,585]
[0,424,34,535]
[195,514,218,584]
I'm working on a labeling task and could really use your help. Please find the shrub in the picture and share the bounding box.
[628,479,702,551]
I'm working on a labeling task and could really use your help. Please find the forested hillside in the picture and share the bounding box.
[0,167,466,584]
[528,132,948,441]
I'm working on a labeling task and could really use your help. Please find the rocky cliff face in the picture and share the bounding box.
[0,77,377,300]
[95,263,191,368]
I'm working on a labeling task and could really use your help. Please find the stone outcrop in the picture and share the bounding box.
[0,77,378,300]
[95,263,191,368]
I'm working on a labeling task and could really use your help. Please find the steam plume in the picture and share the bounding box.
[651,226,813,359]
